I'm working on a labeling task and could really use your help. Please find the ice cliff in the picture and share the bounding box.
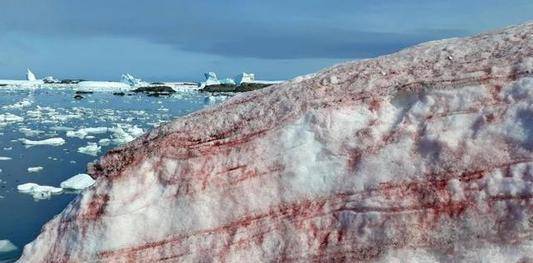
[19,22,533,262]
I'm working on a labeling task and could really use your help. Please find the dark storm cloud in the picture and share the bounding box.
[0,0,531,80]
[0,0,475,59]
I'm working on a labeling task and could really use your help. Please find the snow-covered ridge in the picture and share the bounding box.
[19,22,533,262]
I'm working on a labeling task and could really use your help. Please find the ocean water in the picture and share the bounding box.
[0,88,227,261]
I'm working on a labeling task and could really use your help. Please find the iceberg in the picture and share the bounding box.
[77,142,101,156]
[0,240,17,253]
[17,183,62,200]
[202,72,221,86]
[60,174,95,190]
[121,73,145,87]
[27,167,44,173]
[20,137,66,146]
[26,69,37,81]
[66,127,109,139]
[234,72,255,84]
[43,76,60,84]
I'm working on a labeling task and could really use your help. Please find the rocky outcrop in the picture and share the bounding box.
[19,23,533,262]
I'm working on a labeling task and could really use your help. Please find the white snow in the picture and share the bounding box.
[60,174,95,190]
[27,167,44,173]
[77,142,101,156]
[20,137,66,146]
[17,183,63,200]
[0,240,17,253]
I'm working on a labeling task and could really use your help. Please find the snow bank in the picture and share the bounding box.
[17,22,533,262]
[60,174,95,190]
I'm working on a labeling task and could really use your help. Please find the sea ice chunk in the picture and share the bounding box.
[20,138,66,146]
[0,113,24,123]
[60,174,95,190]
[0,239,17,253]
[66,127,108,139]
[26,69,37,81]
[17,183,62,200]
[234,72,255,84]
[77,142,101,156]
[121,73,145,86]
[27,167,44,173]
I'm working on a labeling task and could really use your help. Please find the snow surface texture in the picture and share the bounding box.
[19,22,533,262]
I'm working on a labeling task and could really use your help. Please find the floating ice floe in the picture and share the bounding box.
[0,113,24,123]
[19,127,44,137]
[76,81,130,92]
[17,183,63,200]
[0,157,12,161]
[2,96,33,110]
[27,167,44,173]
[77,142,101,156]
[98,138,111,146]
[60,174,95,190]
[0,239,17,253]
[20,137,66,146]
[66,127,108,139]
[109,125,144,145]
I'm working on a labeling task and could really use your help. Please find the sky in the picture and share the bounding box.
[0,0,531,82]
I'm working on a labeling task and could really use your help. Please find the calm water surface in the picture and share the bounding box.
[0,88,225,261]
